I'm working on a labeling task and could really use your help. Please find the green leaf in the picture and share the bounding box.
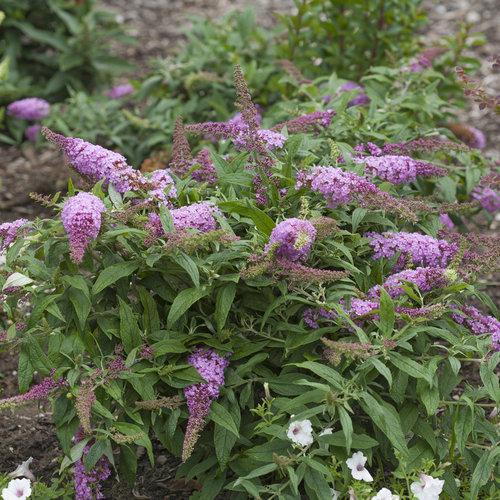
[360,392,408,456]
[235,463,277,484]
[92,261,139,295]
[219,201,275,236]
[3,272,33,290]
[170,253,199,287]
[378,288,395,336]
[470,447,500,499]
[137,286,160,334]
[215,283,236,332]
[118,297,141,353]
[292,361,345,390]
[338,406,353,454]
[319,431,378,449]
[214,423,238,468]
[479,362,500,405]
[389,352,432,384]
[84,439,108,472]
[367,358,393,387]
[113,422,154,465]
[166,287,210,328]
[209,401,239,437]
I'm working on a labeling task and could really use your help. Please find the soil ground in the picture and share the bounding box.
[0,1,498,498]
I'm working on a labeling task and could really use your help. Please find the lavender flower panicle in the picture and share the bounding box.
[191,148,217,184]
[356,155,446,184]
[74,431,111,500]
[61,192,106,263]
[447,123,486,149]
[471,186,500,213]
[265,218,317,262]
[106,83,134,99]
[182,349,229,461]
[297,166,417,221]
[451,305,500,351]
[0,375,65,410]
[367,267,450,299]
[147,169,177,204]
[339,81,370,107]
[381,137,468,155]
[43,127,142,193]
[7,98,50,120]
[366,231,458,270]
[25,124,41,142]
[0,219,29,251]
[275,259,348,284]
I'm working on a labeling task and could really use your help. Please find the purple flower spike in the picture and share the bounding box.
[171,202,220,232]
[7,98,50,120]
[182,349,229,461]
[451,305,500,351]
[106,83,134,99]
[43,127,143,193]
[61,193,106,263]
[266,218,317,262]
[0,219,29,251]
[25,124,42,142]
[366,231,457,270]
[357,155,446,184]
[148,170,177,204]
[368,267,450,299]
[339,81,370,107]
[472,186,500,213]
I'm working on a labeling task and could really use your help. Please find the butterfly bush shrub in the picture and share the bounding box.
[1,64,498,499]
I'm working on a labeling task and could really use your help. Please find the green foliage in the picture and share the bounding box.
[0,0,132,104]
[278,0,426,79]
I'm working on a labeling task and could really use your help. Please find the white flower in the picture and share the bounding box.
[287,419,313,447]
[8,457,35,481]
[410,474,444,500]
[346,451,373,482]
[2,478,32,500]
[331,487,340,500]
[372,487,400,500]
[320,427,333,436]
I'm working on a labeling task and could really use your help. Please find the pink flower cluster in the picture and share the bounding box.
[43,128,142,193]
[266,218,317,262]
[106,83,134,99]
[452,305,500,351]
[0,218,29,251]
[367,267,450,299]
[147,170,177,204]
[297,166,390,208]
[366,231,457,270]
[182,349,229,461]
[7,98,50,120]
[147,201,220,238]
[61,193,106,263]
[356,155,446,184]
[0,375,65,409]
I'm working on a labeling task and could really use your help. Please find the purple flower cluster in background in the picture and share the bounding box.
[43,128,143,193]
[182,349,229,461]
[451,305,500,351]
[106,83,134,99]
[0,218,29,251]
[406,47,445,72]
[7,98,50,120]
[74,430,111,500]
[367,267,450,299]
[366,231,457,270]
[266,218,317,262]
[439,214,455,230]
[356,155,446,184]
[25,124,42,142]
[472,186,500,213]
[339,81,370,107]
[61,192,106,263]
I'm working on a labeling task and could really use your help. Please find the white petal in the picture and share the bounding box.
[351,466,373,482]
[8,457,35,482]
[320,427,333,436]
